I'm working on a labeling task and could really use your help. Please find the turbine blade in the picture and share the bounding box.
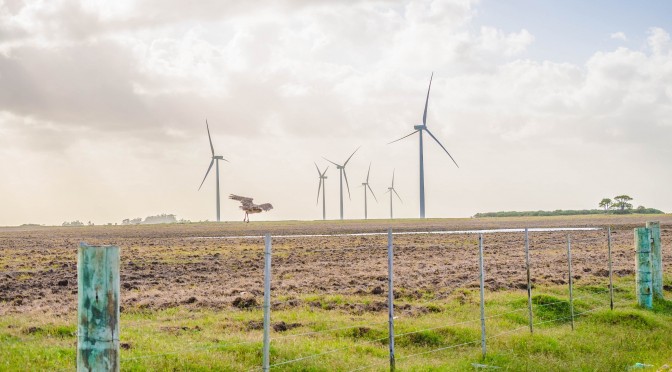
[198,159,215,191]
[343,146,360,167]
[322,157,341,168]
[206,119,215,157]
[388,131,418,145]
[423,72,433,126]
[322,166,329,176]
[393,188,403,203]
[316,178,322,206]
[314,162,321,176]
[392,169,395,188]
[367,184,378,202]
[425,128,459,168]
[366,162,371,182]
[221,158,230,163]
[343,168,351,200]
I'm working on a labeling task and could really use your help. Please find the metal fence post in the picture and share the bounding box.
[567,235,575,331]
[524,228,533,334]
[607,226,614,310]
[387,228,395,372]
[635,228,653,309]
[263,234,272,371]
[478,233,486,358]
[646,221,663,299]
[77,243,120,372]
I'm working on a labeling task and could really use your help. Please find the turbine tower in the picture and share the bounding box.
[361,162,378,219]
[389,73,459,218]
[323,147,359,220]
[385,169,402,219]
[198,120,229,222]
[314,163,329,220]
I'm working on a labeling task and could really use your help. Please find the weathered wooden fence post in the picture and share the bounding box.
[524,228,533,334]
[634,228,653,309]
[262,234,272,372]
[646,221,663,299]
[77,243,120,372]
[478,233,486,358]
[387,228,396,372]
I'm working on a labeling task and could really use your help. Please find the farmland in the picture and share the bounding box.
[1,214,672,370]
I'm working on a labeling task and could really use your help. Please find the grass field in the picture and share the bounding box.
[1,214,672,370]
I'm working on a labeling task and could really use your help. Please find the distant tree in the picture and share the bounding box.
[598,198,612,213]
[613,195,634,212]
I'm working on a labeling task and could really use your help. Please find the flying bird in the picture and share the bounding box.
[229,194,274,223]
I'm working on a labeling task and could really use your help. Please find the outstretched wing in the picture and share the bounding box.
[258,203,273,211]
[229,194,253,204]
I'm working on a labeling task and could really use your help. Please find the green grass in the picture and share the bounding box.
[1,278,672,371]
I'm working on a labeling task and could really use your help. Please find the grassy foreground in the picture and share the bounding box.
[1,277,672,371]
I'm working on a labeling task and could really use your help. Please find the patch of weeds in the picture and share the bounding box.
[396,330,443,347]
[511,334,566,358]
[532,295,571,323]
[23,325,75,338]
[652,298,672,315]
[589,309,657,330]
[436,326,479,345]
[342,326,385,342]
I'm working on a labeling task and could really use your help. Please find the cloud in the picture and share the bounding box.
[610,31,627,41]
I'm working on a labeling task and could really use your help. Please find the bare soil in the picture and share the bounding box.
[1,215,670,316]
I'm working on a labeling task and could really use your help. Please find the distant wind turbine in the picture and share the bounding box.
[385,170,402,219]
[198,120,229,222]
[389,72,459,219]
[314,163,329,220]
[323,147,360,220]
[361,162,378,219]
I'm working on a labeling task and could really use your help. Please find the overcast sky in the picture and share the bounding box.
[1,0,671,225]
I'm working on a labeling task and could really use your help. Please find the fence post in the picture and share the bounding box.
[646,221,663,299]
[634,228,653,309]
[387,228,395,372]
[524,228,533,334]
[607,227,614,310]
[478,233,486,358]
[262,234,272,372]
[77,243,120,372]
[566,235,575,331]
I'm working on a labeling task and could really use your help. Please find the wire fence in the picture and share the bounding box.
[2,226,638,371]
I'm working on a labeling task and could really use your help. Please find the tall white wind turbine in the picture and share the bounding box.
[323,147,359,220]
[389,73,459,218]
[198,120,229,222]
[315,163,329,220]
[385,170,402,219]
[361,162,378,219]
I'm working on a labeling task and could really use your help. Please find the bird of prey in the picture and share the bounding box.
[228,194,274,223]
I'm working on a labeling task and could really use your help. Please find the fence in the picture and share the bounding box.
[71,225,634,371]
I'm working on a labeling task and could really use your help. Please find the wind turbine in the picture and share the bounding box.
[315,163,329,220]
[385,169,402,219]
[198,120,229,222]
[323,147,359,220]
[361,162,378,219]
[389,72,459,218]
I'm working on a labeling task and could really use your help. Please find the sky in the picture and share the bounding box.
[0,0,671,226]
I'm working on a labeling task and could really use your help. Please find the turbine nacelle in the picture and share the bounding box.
[414,125,426,130]
[213,155,225,160]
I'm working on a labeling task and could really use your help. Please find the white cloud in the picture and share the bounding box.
[610,31,627,41]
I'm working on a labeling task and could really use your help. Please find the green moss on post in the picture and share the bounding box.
[77,243,120,372]
[646,221,663,299]
[634,228,653,309]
